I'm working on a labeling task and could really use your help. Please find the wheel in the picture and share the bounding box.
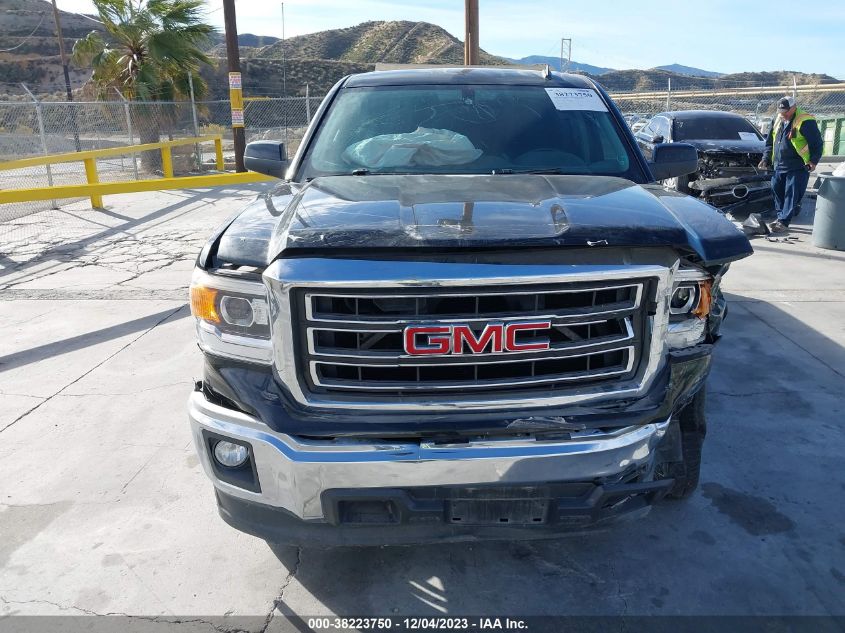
[666,388,706,499]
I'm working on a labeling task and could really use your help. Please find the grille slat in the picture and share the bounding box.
[294,280,651,396]
[309,321,634,361]
[309,347,635,391]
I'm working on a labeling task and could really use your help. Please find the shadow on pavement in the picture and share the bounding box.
[0,306,187,373]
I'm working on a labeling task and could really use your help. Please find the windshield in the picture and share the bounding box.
[299,85,645,181]
[673,116,762,141]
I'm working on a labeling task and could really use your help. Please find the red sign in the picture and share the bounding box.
[403,321,552,356]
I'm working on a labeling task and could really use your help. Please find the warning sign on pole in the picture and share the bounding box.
[229,72,244,128]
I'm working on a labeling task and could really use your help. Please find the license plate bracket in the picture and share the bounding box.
[447,497,550,526]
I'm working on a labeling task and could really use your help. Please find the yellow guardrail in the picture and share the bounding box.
[0,134,274,208]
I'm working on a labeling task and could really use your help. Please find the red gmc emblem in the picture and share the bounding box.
[403,321,552,356]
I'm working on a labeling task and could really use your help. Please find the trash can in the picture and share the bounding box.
[812,175,845,251]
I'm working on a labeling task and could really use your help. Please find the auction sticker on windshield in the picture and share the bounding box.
[545,88,608,112]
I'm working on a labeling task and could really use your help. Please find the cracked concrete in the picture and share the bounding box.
[1,186,844,624]
[0,596,267,632]
[0,305,184,434]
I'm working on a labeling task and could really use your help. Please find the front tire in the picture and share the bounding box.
[666,389,706,499]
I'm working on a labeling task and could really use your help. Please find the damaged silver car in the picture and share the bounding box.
[636,110,773,219]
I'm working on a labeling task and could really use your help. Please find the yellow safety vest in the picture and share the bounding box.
[771,107,815,164]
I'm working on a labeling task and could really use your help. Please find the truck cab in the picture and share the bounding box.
[188,68,752,546]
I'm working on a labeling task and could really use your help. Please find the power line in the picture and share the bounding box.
[0,12,47,52]
[5,6,103,24]
[67,11,102,25]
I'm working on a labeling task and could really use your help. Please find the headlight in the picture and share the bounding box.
[670,284,700,315]
[669,274,713,320]
[190,269,272,364]
[667,269,713,349]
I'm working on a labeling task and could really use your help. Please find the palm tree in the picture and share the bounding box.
[72,0,215,171]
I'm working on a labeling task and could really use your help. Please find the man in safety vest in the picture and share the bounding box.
[758,96,823,234]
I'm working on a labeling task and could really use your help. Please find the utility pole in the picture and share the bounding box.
[463,0,479,66]
[51,0,80,150]
[281,2,288,151]
[559,37,572,72]
[223,0,245,172]
[281,3,287,98]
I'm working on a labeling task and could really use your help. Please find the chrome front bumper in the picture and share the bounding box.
[189,391,670,521]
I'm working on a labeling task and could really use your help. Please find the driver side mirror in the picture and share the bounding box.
[244,141,288,178]
[648,142,698,181]
[651,134,664,144]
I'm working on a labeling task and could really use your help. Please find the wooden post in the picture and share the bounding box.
[464,0,479,66]
[223,0,246,172]
[83,157,103,208]
[50,0,80,151]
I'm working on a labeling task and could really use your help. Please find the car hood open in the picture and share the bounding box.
[214,174,753,268]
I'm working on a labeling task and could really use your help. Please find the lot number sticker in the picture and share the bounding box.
[545,88,608,112]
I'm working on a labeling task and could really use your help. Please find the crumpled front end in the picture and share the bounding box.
[187,248,725,545]
[687,151,773,219]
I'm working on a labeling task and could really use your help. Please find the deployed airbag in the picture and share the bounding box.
[343,127,483,169]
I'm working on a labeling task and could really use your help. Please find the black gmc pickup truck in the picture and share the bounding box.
[188,68,752,546]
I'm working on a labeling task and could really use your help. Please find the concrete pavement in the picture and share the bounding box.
[1,185,844,628]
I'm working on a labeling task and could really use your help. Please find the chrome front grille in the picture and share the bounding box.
[263,258,672,411]
[293,280,651,396]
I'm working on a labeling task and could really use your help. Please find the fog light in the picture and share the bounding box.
[213,440,249,468]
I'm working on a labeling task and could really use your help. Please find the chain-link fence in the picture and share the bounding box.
[2,81,845,224]
[0,93,323,223]
[610,83,845,135]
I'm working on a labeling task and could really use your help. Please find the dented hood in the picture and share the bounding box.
[215,174,752,267]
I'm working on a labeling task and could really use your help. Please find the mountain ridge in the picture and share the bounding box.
[651,63,723,78]
[254,20,509,66]
[504,55,613,75]
[0,5,840,99]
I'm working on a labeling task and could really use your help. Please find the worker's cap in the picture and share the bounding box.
[777,96,796,111]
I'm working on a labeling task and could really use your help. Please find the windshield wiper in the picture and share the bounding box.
[349,169,427,176]
[491,167,567,175]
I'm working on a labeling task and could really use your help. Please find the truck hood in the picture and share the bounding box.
[214,174,752,267]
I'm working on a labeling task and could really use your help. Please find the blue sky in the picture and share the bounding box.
[57,0,845,78]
